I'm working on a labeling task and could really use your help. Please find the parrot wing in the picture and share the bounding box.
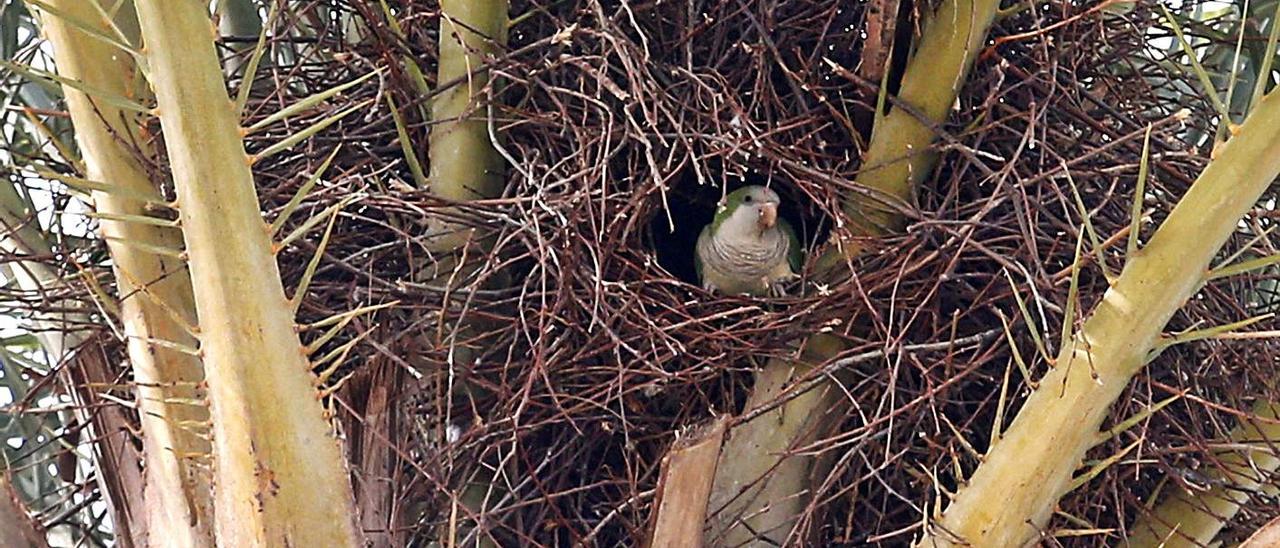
[778,218,802,273]
[694,224,710,282]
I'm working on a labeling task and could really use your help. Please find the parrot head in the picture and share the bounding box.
[713,185,782,238]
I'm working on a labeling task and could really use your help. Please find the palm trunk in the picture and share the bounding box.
[129,0,359,544]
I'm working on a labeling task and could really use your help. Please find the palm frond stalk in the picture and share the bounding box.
[36,1,215,544]
[916,90,1280,547]
[1127,400,1280,546]
[422,0,509,541]
[128,0,359,544]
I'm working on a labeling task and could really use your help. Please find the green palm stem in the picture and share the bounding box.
[704,0,1000,543]
[915,89,1280,547]
[1126,400,1280,547]
[423,0,509,543]
[37,1,216,544]
[129,0,359,544]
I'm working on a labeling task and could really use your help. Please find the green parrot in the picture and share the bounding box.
[694,185,802,296]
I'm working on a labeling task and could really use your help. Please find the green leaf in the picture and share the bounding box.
[246,70,379,133]
[2,60,150,113]
[250,99,372,162]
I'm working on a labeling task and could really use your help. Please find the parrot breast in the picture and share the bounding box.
[696,223,793,295]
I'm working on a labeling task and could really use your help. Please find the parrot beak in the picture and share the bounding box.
[757,203,778,230]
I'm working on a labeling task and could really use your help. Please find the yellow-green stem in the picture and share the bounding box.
[130,0,358,544]
[847,0,998,233]
[424,0,507,251]
[39,2,214,544]
[1126,401,1280,547]
[706,336,844,545]
[426,0,508,541]
[916,90,1280,547]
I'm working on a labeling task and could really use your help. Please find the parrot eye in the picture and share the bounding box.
[743,195,754,203]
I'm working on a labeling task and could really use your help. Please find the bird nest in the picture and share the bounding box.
[7,0,1280,545]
